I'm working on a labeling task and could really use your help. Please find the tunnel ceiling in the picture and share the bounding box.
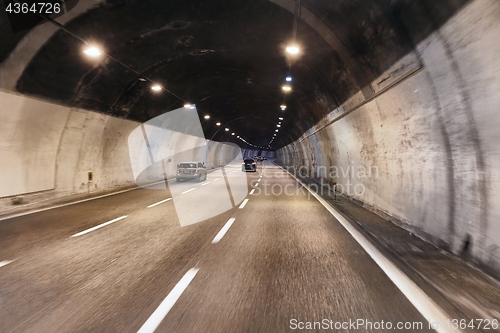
[2,0,469,149]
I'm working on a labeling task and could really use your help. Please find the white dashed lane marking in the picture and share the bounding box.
[212,218,236,244]
[0,260,14,268]
[71,216,128,238]
[239,199,249,209]
[181,188,196,195]
[137,267,199,333]
[147,198,172,208]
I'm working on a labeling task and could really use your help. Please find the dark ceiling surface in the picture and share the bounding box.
[1,0,470,149]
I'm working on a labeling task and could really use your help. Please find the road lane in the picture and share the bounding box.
[157,164,435,333]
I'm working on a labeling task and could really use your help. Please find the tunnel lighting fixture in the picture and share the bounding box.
[286,76,292,82]
[278,122,281,124]
[280,104,287,110]
[151,85,162,91]
[282,85,291,92]
[279,117,283,120]
[237,136,240,138]
[231,132,235,135]
[83,46,102,57]
[204,115,210,119]
[277,125,281,127]
[275,129,279,132]
[225,128,229,131]
[216,122,221,126]
[138,78,146,82]
[286,45,300,55]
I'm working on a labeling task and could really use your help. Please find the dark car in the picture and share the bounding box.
[176,162,207,182]
[242,158,257,172]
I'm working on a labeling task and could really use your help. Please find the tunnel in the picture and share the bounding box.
[0,0,499,332]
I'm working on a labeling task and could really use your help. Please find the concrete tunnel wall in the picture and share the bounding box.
[0,90,248,209]
[276,0,500,276]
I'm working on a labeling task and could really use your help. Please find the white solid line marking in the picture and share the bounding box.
[0,260,14,268]
[181,188,196,194]
[212,218,236,243]
[287,171,459,333]
[147,198,172,208]
[249,189,255,195]
[239,199,249,209]
[213,178,220,181]
[201,182,211,186]
[255,182,259,187]
[137,267,199,333]
[71,216,127,237]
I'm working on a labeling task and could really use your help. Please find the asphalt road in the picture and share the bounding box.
[0,161,435,332]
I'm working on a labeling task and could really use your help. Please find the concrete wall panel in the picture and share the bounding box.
[277,0,500,274]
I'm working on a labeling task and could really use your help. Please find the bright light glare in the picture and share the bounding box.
[286,46,300,54]
[225,128,229,131]
[231,132,235,135]
[277,125,281,127]
[204,115,210,119]
[151,85,162,91]
[286,76,292,82]
[216,122,221,126]
[280,104,287,110]
[275,129,279,132]
[282,85,291,92]
[279,117,283,120]
[83,46,102,57]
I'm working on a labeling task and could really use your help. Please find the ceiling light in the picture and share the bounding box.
[279,117,283,120]
[277,125,281,127]
[282,85,291,92]
[83,46,102,57]
[216,122,221,126]
[286,76,292,82]
[225,128,229,131]
[138,78,146,82]
[204,115,210,119]
[151,85,162,91]
[280,104,287,110]
[286,45,300,55]
[275,129,279,132]
[231,132,235,135]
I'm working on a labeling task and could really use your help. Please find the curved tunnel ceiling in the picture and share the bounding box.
[2,0,470,149]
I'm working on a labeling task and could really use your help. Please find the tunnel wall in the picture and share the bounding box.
[277,0,500,275]
[0,90,246,210]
